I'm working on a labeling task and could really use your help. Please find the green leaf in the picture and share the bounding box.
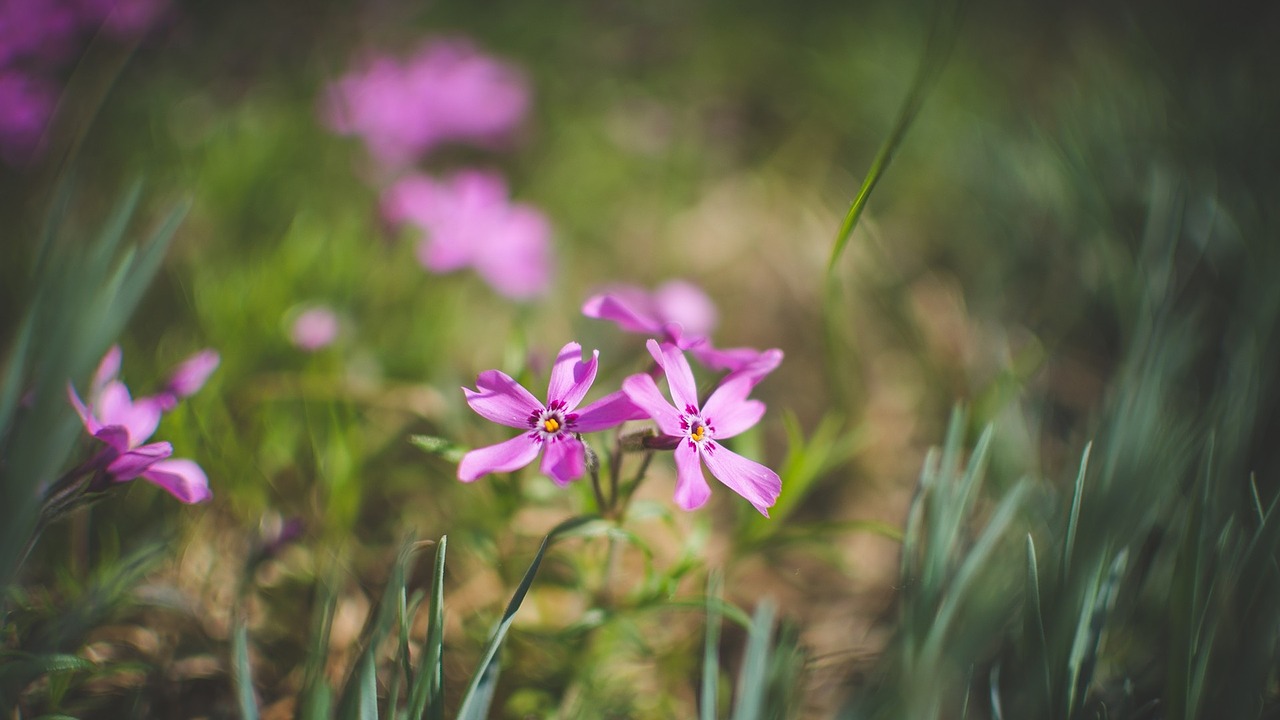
[407,536,447,720]
[456,515,597,720]
[702,571,724,720]
[232,621,259,720]
[730,599,776,720]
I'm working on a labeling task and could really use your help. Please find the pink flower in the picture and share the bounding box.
[458,342,645,485]
[622,340,782,516]
[582,281,770,372]
[0,71,55,166]
[383,170,551,300]
[67,346,212,503]
[155,348,219,410]
[322,38,529,168]
[290,306,340,351]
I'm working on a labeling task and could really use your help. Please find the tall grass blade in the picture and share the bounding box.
[1061,442,1092,580]
[456,515,596,720]
[407,536,447,720]
[232,621,259,720]
[730,599,776,720]
[701,571,724,720]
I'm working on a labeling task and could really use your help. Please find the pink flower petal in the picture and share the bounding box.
[574,390,650,432]
[690,345,769,373]
[700,444,780,517]
[91,345,122,397]
[462,370,540,428]
[106,441,173,480]
[621,373,684,437]
[652,280,717,339]
[471,203,552,300]
[93,425,131,453]
[68,384,101,434]
[647,340,699,413]
[166,349,220,397]
[95,381,160,446]
[673,443,712,511]
[545,342,597,410]
[457,434,541,482]
[540,437,585,485]
[703,398,765,440]
[140,458,212,504]
[581,286,662,334]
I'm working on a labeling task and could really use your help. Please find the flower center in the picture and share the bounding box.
[679,406,717,452]
[528,400,577,442]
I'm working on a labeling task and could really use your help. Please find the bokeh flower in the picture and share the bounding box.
[383,170,551,299]
[458,342,643,485]
[0,71,55,165]
[622,340,782,516]
[582,281,771,372]
[290,306,340,351]
[323,37,529,168]
[67,346,213,503]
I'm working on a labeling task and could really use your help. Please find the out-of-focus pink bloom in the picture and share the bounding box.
[622,340,782,516]
[322,38,529,168]
[458,342,646,485]
[290,306,340,351]
[0,0,80,66]
[383,170,552,300]
[0,71,55,165]
[73,0,166,37]
[67,346,213,503]
[582,281,770,372]
[155,349,219,410]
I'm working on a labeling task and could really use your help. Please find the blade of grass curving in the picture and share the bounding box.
[1024,534,1052,714]
[730,599,776,720]
[355,655,377,720]
[988,663,1004,720]
[824,0,963,273]
[456,515,597,720]
[1067,549,1128,717]
[1061,442,1092,580]
[407,536,447,720]
[85,179,142,274]
[921,480,1031,667]
[930,424,993,588]
[336,536,418,719]
[299,566,339,720]
[232,621,259,720]
[390,588,424,718]
[702,571,724,720]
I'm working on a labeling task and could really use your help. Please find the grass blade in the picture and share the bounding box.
[455,515,597,720]
[232,621,259,720]
[407,536,447,720]
[702,571,724,720]
[730,599,776,720]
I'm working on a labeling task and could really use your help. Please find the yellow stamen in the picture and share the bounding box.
[691,424,705,442]
[544,417,560,433]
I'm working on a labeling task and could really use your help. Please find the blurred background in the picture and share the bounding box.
[3,0,1279,717]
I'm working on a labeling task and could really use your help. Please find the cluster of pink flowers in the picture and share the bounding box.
[0,0,167,165]
[458,282,783,516]
[322,37,551,301]
[67,346,218,503]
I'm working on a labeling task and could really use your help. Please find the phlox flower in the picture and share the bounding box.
[458,342,645,485]
[582,280,770,372]
[290,306,340,351]
[67,346,214,503]
[322,38,529,168]
[622,340,782,516]
[383,170,551,300]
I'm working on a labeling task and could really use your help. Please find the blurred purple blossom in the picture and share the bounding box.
[290,306,340,351]
[622,340,782,516]
[383,169,552,300]
[323,38,530,168]
[458,342,644,485]
[0,70,54,165]
[67,346,214,503]
[582,281,773,372]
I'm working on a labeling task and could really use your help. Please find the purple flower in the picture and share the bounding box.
[622,340,782,516]
[582,281,770,372]
[154,348,219,411]
[458,342,645,485]
[383,170,552,300]
[290,306,340,351]
[67,346,212,503]
[322,37,529,168]
[0,71,55,166]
